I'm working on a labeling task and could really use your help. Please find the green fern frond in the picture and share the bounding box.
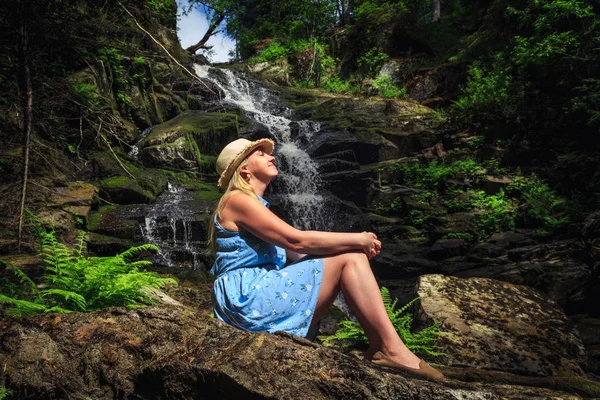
[322,288,442,357]
[74,231,87,259]
[0,227,176,317]
[42,289,86,311]
[118,244,159,260]
[11,264,40,295]
[0,385,12,400]
[0,294,48,316]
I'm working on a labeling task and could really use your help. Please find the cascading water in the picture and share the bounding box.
[128,126,153,158]
[139,182,211,269]
[194,65,331,231]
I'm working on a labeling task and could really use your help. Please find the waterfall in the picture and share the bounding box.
[139,182,209,269]
[194,65,331,230]
[128,126,153,158]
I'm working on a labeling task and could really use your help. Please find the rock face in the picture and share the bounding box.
[140,110,241,171]
[416,274,586,377]
[0,305,596,399]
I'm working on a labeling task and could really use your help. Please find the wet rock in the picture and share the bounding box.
[1,305,596,399]
[506,259,592,313]
[140,110,241,171]
[49,181,98,206]
[416,274,586,377]
[483,175,513,194]
[36,210,78,233]
[472,242,505,258]
[582,210,600,240]
[428,239,471,260]
[88,205,143,239]
[405,63,467,105]
[85,232,136,256]
[571,316,600,377]
[99,176,156,204]
[372,241,438,279]
[490,231,537,251]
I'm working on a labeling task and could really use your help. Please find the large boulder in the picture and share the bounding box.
[416,274,586,377]
[140,110,242,172]
[1,305,597,399]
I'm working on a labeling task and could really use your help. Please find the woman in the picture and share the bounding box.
[209,138,445,382]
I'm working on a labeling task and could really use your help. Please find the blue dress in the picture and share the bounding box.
[211,196,324,337]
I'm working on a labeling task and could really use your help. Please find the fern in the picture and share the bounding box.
[0,229,177,317]
[322,287,443,357]
[0,385,12,400]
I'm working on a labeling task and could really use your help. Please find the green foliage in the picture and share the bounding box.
[322,288,442,357]
[470,190,517,238]
[389,158,487,189]
[0,230,176,317]
[452,60,524,119]
[357,47,389,78]
[372,76,407,98]
[509,177,570,233]
[251,41,289,63]
[0,385,11,400]
[68,80,100,105]
[322,75,360,94]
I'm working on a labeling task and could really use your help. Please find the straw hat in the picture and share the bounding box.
[216,138,275,188]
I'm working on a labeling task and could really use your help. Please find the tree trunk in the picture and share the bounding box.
[432,0,441,22]
[185,13,225,54]
[17,21,32,251]
[340,0,351,26]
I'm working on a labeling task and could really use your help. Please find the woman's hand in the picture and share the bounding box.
[360,232,382,259]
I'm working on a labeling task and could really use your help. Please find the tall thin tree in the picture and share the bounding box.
[17,6,32,251]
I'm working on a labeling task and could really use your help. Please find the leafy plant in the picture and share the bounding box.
[322,287,442,357]
[358,47,389,78]
[372,76,407,98]
[251,41,289,63]
[322,75,360,93]
[0,386,11,400]
[509,178,570,233]
[0,229,176,317]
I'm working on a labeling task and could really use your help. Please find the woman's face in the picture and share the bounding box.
[243,146,278,183]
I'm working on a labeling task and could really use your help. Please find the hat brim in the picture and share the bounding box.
[217,138,275,188]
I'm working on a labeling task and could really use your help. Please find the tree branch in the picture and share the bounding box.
[118,2,216,95]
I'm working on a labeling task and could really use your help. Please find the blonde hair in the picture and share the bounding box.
[208,159,257,254]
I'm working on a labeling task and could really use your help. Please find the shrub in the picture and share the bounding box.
[372,76,407,98]
[0,229,176,317]
[251,41,289,63]
[322,75,360,93]
[322,287,442,357]
[452,60,524,120]
[0,386,11,400]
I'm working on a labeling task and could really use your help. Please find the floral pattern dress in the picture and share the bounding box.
[210,196,324,337]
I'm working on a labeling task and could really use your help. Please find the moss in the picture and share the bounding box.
[99,176,155,203]
[142,111,240,155]
[88,205,118,232]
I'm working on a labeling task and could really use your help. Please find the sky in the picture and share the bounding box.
[176,1,236,63]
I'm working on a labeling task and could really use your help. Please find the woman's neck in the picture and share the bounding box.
[249,179,268,198]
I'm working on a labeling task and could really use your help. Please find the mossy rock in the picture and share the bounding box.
[85,232,136,257]
[140,110,241,171]
[99,175,155,204]
[88,205,140,239]
[89,149,142,180]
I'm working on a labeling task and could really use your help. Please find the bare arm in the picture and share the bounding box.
[220,193,381,257]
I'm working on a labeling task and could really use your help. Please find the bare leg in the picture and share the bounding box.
[310,251,421,369]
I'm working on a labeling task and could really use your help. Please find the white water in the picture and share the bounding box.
[194,65,331,230]
[128,126,153,158]
[140,182,205,269]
